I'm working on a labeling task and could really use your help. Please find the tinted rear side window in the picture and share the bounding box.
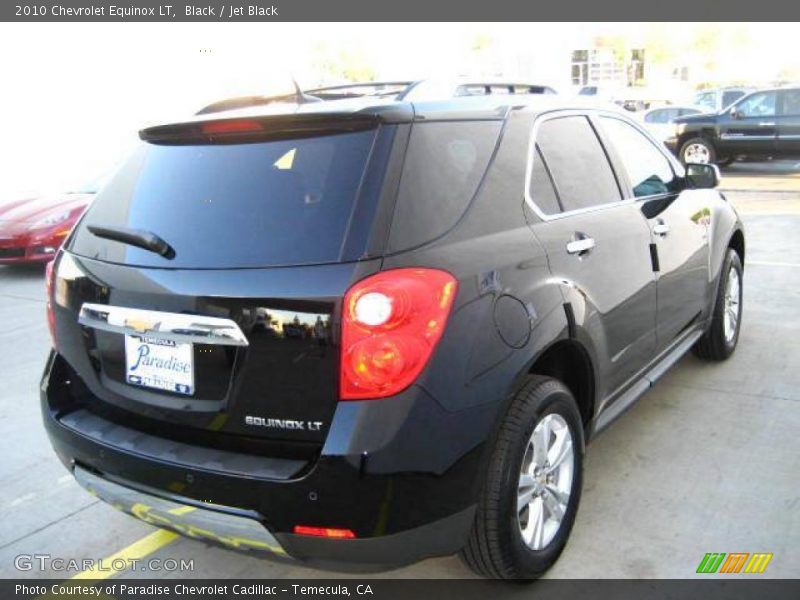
[387,120,502,252]
[536,116,620,211]
[70,129,380,268]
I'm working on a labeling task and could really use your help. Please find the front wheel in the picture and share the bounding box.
[693,248,743,360]
[680,137,716,165]
[461,376,584,579]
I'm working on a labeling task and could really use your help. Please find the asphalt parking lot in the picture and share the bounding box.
[1,161,798,580]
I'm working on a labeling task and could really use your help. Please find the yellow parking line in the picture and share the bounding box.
[167,505,197,516]
[71,529,178,580]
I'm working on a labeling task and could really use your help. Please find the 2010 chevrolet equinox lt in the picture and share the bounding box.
[41,84,745,579]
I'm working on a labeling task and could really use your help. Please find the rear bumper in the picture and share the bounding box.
[41,351,488,568]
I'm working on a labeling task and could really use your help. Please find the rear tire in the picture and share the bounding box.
[461,375,584,580]
[680,137,716,165]
[693,248,743,361]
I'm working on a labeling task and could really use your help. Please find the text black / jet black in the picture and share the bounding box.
[41,83,745,579]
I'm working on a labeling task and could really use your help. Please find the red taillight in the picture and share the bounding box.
[293,525,356,539]
[340,268,458,400]
[200,119,264,135]
[45,259,57,348]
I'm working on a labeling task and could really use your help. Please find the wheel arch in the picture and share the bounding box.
[526,338,596,437]
[729,227,745,265]
[678,129,718,159]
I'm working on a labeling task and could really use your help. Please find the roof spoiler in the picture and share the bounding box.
[139,113,392,145]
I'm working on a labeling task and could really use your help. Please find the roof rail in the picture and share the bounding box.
[452,82,557,96]
[194,78,560,116]
[305,81,419,100]
[305,79,558,100]
[195,80,321,116]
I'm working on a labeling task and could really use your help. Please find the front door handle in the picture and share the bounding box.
[566,236,595,255]
[653,221,670,237]
[758,122,776,127]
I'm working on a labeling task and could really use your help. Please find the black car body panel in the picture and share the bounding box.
[41,93,744,568]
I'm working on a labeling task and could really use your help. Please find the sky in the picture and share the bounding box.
[0,22,797,199]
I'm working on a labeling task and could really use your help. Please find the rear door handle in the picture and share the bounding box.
[566,236,595,255]
[653,222,670,237]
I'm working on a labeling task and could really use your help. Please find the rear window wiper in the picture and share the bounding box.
[87,225,175,259]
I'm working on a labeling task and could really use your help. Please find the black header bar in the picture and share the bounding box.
[3,0,800,22]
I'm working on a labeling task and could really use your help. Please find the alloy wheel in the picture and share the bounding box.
[723,266,741,343]
[517,413,574,550]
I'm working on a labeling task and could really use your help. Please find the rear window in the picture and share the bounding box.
[387,121,502,252]
[70,129,380,269]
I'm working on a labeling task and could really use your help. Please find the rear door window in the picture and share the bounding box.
[535,116,621,212]
[780,89,800,116]
[70,129,381,269]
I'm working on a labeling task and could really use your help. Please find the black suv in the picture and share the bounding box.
[41,86,745,579]
[667,86,800,166]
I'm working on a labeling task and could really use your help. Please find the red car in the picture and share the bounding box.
[0,185,97,265]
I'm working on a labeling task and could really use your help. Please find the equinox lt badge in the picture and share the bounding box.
[245,416,324,431]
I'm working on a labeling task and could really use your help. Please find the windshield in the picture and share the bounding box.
[69,128,382,268]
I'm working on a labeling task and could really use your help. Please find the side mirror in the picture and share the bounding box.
[729,107,741,119]
[686,163,720,189]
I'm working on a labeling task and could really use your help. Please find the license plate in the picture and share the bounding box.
[124,334,194,395]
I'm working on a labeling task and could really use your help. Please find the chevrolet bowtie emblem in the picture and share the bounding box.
[124,317,160,333]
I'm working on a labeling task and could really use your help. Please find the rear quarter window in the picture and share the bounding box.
[387,120,502,252]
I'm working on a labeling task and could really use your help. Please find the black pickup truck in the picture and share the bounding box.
[666,86,800,166]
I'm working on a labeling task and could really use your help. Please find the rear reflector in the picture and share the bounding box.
[293,525,356,539]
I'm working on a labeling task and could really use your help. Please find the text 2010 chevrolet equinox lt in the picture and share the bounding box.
[41,89,745,579]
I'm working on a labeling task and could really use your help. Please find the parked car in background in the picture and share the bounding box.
[0,176,104,265]
[692,86,754,113]
[637,105,704,143]
[667,86,800,165]
[576,85,633,109]
[42,83,745,580]
[576,85,667,112]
